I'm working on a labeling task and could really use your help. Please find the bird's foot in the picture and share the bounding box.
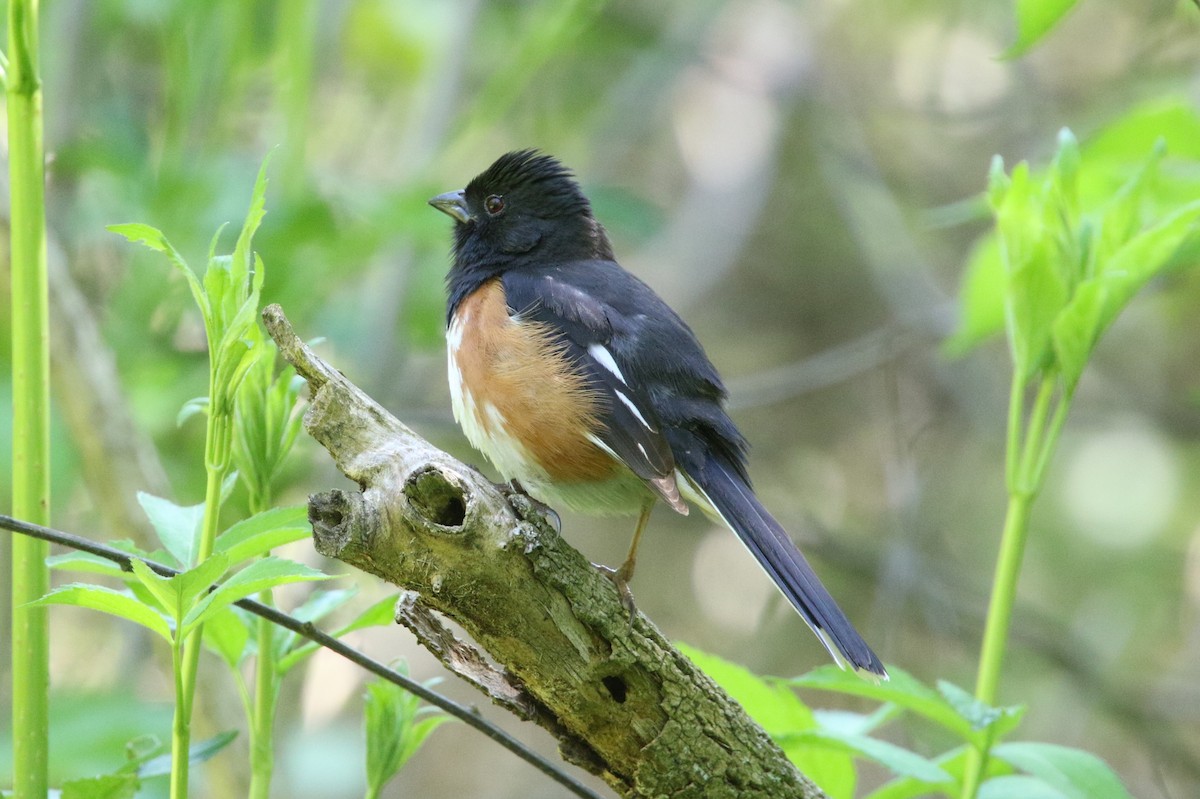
[596,562,638,625]
[500,479,561,534]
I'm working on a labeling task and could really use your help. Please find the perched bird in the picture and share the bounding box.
[429,150,885,678]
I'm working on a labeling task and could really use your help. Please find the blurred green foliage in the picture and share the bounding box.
[682,644,1136,799]
[3,0,1200,797]
[1006,0,1080,57]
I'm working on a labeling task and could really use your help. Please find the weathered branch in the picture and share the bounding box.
[263,303,826,799]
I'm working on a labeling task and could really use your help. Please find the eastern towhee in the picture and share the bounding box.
[430,150,885,678]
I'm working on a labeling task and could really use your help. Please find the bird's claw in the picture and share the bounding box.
[501,479,561,533]
[596,563,638,626]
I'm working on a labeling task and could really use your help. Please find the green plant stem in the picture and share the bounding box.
[1014,377,1056,494]
[171,638,191,799]
[248,602,278,799]
[962,373,1071,798]
[248,492,277,799]
[175,410,231,796]
[1030,395,1072,488]
[8,0,51,797]
[1003,371,1024,487]
[960,490,1033,798]
[974,491,1034,709]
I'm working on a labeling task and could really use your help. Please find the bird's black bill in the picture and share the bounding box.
[429,190,471,224]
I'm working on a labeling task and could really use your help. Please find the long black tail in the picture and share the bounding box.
[685,453,886,678]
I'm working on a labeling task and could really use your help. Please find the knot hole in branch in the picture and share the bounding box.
[601,675,627,703]
[309,490,349,533]
[404,466,467,528]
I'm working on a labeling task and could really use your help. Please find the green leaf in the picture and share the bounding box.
[60,773,139,799]
[785,728,952,785]
[204,255,234,336]
[680,645,854,795]
[1092,142,1163,268]
[1006,236,1067,381]
[46,551,127,579]
[364,670,451,795]
[28,584,172,643]
[993,742,1134,799]
[401,713,454,768]
[108,222,173,255]
[126,554,231,626]
[1050,279,1106,393]
[791,665,984,744]
[112,735,167,775]
[177,396,209,428]
[986,155,1011,209]
[128,559,181,619]
[867,743,1022,799]
[214,505,311,564]
[679,644,814,733]
[339,592,398,632]
[364,677,411,794]
[233,157,271,295]
[179,552,233,610]
[681,643,859,791]
[107,223,209,322]
[864,746,971,799]
[813,705,901,737]
[1005,0,1079,58]
[946,235,1006,356]
[937,680,1023,738]
[988,160,1067,379]
[1097,197,1200,299]
[296,587,361,624]
[137,492,204,568]
[202,606,253,669]
[234,341,306,505]
[275,588,371,672]
[137,730,238,778]
[1053,197,1200,393]
[1049,129,1081,221]
[182,556,329,632]
[1081,100,1200,210]
[978,775,1068,799]
[1087,99,1200,160]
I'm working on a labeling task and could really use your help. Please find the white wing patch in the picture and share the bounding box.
[585,433,622,462]
[614,389,655,431]
[587,343,626,384]
[587,343,657,433]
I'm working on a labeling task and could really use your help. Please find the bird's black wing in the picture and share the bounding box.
[504,260,885,676]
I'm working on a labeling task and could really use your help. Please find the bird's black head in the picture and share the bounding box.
[429,150,613,275]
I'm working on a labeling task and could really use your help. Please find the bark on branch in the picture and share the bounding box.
[263,303,826,799]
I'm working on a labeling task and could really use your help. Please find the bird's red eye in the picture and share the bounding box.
[484,194,505,215]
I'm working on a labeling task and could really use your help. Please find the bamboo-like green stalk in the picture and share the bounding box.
[960,374,1072,799]
[173,405,233,799]
[247,488,277,799]
[247,590,278,799]
[170,635,190,799]
[8,1,51,796]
